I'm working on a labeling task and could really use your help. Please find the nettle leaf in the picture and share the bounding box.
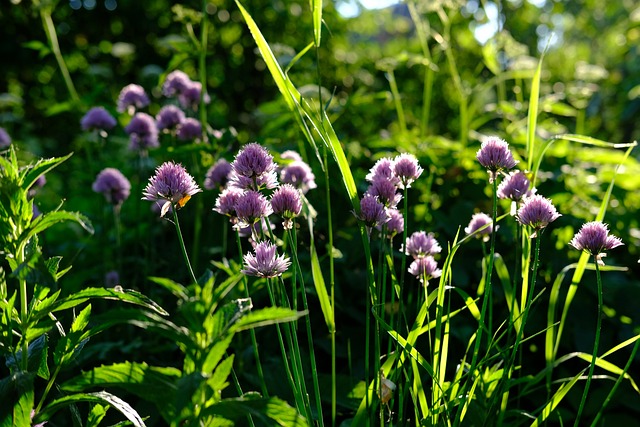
[61,362,181,413]
[175,372,206,416]
[34,391,146,427]
[201,393,308,426]
[20,152,73,192]
[202,334,234,375]
[86,404,108,427]
[53,305,92,367]
[207,355,235,401]
[5,335,49,379]
[0,371,35,427]
[24,210,94,245]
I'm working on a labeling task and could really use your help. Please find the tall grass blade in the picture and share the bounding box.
[526,51,545,172]
[310,0,322,47]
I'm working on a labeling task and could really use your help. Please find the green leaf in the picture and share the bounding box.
[202,334,234,375]
[31,287,169,323]
[233,307,307,331]
[526,51,545,172]
[529,370,583,426]
[208,355,235,400]
[0,371,35,427]
[310,243,334,332]
[201,393,308,426]
[24,210,94,245]
[35,391,146,427]
[21,153,73,193]
[148,276,188,300]
[311,0,322,47]
[86,404,109,427]
[5,335,49,379]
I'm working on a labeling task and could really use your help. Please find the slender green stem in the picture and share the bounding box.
[574,258,603,427]
[235,232,269,397]
[40,9,79,104]
[199,0,209,142]
[399,187,409,333]
[387,69,407,134]
[172,207,198,285]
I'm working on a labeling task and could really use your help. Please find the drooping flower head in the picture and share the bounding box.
[394,153,423,189]
[229,143,278,190]
[93,168,131,206]
[213,187,244,220]
[569,221,623,265]
[476,136,518,182]
[365,177,402,208]
[464,212,494,242]
[403,231,442,258]
[379,208,404,239]
[176,118,202,141]
[81,107,117,132]
[271,184,302,230]
[241,240,291,278]
[156,105,185,132]
[117,84,150,114]
[357,194,388,229]
[408,256,442,285]
[204,159,232,190]
[125,112,159,151]
[0,127,11,149]
[234,190,273,229]
[497,171,535,202]
[280,160,317,194]
[142,161,202,217]
[516,194,561,236]
[162,70,191,97]
[366,157,399,185]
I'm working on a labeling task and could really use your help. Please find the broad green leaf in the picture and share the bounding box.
[24,210,94,244]
[86,404,108,427]
[0,371,34,427]
[35,391,146,427]
[208,355,235,399]
[201,393,308,426]
[147,276,188,300]
[21,153,73,192]
[202,334,234,374]
[5,335,49,379]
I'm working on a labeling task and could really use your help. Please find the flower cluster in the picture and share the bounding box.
[241,240,291,278]
[81,107,117,133]
[93,168,131,206]
[569,221,623,265]
[0,127,11,149]
[125,112,159,152]
[515,194,561,237]
[476,136,518,182]
[117,84,150,114]
[404,231,442,285]
[162,70,208,111]
[142,161,201,217]
[464,212,494,242]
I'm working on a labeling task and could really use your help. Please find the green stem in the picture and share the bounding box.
[40,9,79,104]
[387,69,407,134]
[199,0,209,142]
[172,206,198,285]
[18,243,29,371]
[574,258,603,427]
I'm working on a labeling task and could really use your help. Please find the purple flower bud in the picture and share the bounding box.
[241,240,291,278]
[497,171,534,201]
[93,168,131,206]
[156,105,185,132]
[178,80,204,110]
[516,194,561,234]
[213,187,244,218]
[464,212,494,241]
[117,84,149,114]
[271,184,302,229]
[234,190,273,229]
[366,157,399,185]
[204,159,232,190]
[358,194,388,228]
[569,221,623,260]
[476,136,517,181]
[408,256,442,285]
[176,118,202,141]
[142,161,202,217]
[365,177,401,208]
[403,231,442,258]
[125,113,159,151]
[162,70,191,97]
[379,208,404,239]
[394,153,423,189]
[230,143,278,190]
[280,150,303,162]
[81,107,117,132]
[280,160,317,193]
[0,127,11,148]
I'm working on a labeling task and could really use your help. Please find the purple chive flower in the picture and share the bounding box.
[176,118,202,141]
[280,160,317,193]
[516,194,561,236]
[408,256,442,285]
[497,171,534,202]
[81,107,117,132]
[358,194,388,229]
[162,70,191,97]
[271,184,302,230]
[105,270,120,287]
[366,157,399,185]
[365,178,401,208]
[142,161,202,217]
[476,136,518,182]
[403,231,442,258]
[213,187,244,219]
[234,190,273,229]
[280,150,303,162]
[117,84,150,114]
[92,168,131,206]
[394,153,423,189]
[230,143,278,190]
[204,159,232,190]
[178,80,204,110]
[241,240,291,278]
[569,221,623,264]
[379,208,404,239]
[464,212,494,242]
[0,127,11,148]
[238,218,275,240]
[156,105,185,132]
[125,113,159,151]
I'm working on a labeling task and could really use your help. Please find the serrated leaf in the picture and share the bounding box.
[5,335,49,378]
[0,371,35,427]
[202,334,234,375]
[201,394,308,426]
[86,404,108,427]
[35,391,146,427]
[20,153,73,192]
[208,355,235,400]
[148,276,188,299]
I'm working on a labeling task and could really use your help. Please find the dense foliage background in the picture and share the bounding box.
[2,0,640,425]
